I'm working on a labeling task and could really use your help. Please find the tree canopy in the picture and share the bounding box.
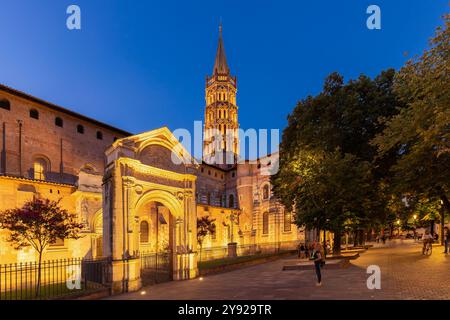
[372,14,450,216]
[272,68,405,252]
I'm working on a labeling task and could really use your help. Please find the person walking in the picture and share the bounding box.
[312,242,324,286]
[444,227,449,254]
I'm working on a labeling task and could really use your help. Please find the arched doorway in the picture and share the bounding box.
[103,127,199,293]
[137,200,174,285]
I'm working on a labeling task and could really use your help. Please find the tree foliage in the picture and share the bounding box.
[0,198,83,296]
[272,68,404,252]
[197,216,216,247]
[372,14,450,215]
[0,198,83,253]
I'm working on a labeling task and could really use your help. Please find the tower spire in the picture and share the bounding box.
[213,21,229,75]
[204,22,239,165]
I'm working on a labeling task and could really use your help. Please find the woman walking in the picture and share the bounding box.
[312,243,324,286]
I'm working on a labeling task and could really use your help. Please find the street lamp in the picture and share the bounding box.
[413,215,418,241]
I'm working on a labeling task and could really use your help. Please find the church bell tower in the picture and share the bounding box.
[203,24,239,166]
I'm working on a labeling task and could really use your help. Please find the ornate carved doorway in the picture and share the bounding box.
[138,201,173,285]
[103,127,199,293]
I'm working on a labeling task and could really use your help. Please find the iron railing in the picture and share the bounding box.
[140,252,172,285]
[0,257,111,300]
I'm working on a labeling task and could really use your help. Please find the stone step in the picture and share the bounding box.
[325,253,360,260]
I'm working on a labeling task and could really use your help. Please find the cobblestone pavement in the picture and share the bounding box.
[108,240,450,300]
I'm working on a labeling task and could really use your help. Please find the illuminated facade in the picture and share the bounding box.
[203,24,239,165]
[0,26,303,293]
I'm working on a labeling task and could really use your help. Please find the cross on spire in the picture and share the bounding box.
[213,22,229,75]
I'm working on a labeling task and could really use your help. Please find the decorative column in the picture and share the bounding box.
[106,165,142,295]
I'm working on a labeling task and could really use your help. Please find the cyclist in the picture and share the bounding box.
[422,230,433,255]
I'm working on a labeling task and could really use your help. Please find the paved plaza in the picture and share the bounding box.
[109,240,450,300]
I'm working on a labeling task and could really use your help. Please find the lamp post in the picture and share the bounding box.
[440,199,445,246]
[229,212,235,244]
[227,212,238,258]
[397,219,401,237]
[413,215,417,241]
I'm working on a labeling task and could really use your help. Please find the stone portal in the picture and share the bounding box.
[102,127,198,294]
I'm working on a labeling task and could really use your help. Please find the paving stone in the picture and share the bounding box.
[107,240,450,300]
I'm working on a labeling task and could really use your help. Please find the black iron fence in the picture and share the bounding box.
[0,257,111,300]
[140,251,172,285]
[198,240,300,262]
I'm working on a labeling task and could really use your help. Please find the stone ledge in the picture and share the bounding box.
[199,252,294,276]
[282,259,348,270]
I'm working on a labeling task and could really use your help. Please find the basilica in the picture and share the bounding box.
[0,27,303,292]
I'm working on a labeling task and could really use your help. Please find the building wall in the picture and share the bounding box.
[0,176,100,264]
[195,153,303,255]
[0,87,129,183]
[0,87,127,265]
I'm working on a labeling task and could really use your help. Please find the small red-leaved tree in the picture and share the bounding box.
[197,216,216,262]
[0,198,83,296]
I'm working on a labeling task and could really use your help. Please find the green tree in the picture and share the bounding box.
[372,15,450,218]
[273,69,403,254]
[197,216,216,262]
[0,198,83,297]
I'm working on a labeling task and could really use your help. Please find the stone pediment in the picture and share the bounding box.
[106,127,198,174]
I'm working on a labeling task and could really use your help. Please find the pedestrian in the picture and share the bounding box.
[298,243,306,258]
[444,227,449,254]
[312,242,324,286]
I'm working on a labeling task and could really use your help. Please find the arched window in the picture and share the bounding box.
[96,131,103,140]
[211,223,216,240]
[262,211,269,235]
[81,164,97,174]
[34,157,49,180]
[29,109,39,119]
[284,212,292,232]
[262,184,270,200]
[77,124,84,134]
[0,99,10,111]
[55,117,63,127]
[228,194,234,208]
[140,221,149,243]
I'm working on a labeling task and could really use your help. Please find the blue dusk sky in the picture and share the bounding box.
[0,1,448,157]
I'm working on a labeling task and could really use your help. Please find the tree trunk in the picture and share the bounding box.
[345,233,349,250]
[35,251,42,298]
[333,230,341,255]
[430,220,435,236]
[358,230,364,246]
